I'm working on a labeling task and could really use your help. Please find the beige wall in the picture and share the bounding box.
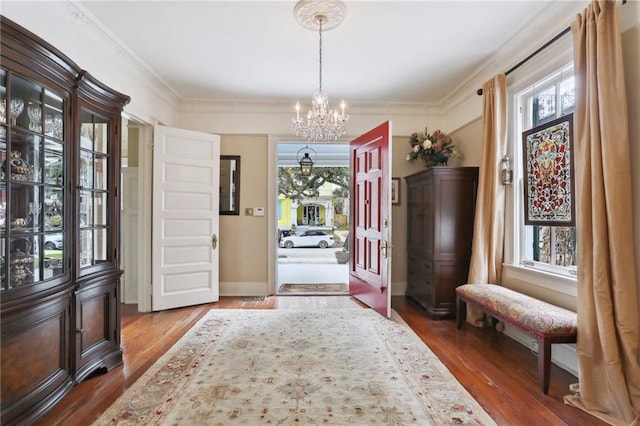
[126,126,140,167]
[449,119,483,167]
[391,136,416,294]
[218,135,269,286]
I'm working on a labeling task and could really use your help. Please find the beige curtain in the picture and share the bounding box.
[564,1,640,424]
[466,74,507,326]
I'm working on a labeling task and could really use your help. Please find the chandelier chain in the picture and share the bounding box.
[318,16,323,93]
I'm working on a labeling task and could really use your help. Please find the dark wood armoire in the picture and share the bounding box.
[405,167,479,319]
[1,16,129,425]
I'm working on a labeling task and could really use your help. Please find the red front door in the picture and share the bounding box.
[349,121,392,318]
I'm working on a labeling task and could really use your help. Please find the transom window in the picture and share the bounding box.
[515,64,577,277]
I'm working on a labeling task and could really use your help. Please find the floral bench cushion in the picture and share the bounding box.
[456,283,577,338]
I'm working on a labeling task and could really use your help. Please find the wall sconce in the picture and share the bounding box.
[501,154,513,185]
[297,145,316,176]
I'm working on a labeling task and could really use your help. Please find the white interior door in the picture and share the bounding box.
[151,124,220,311]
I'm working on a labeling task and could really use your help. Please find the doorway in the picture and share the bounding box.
[275,142,350,295]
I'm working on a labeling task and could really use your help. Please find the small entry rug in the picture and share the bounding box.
[93,309,496,425]
[278,283,348,294]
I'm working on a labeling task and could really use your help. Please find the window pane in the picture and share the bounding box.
[80,190,92,227]
[80,120,93,150]
[44,187,63,230]
[0,237,5,290]
[560,76,575,115]
[43,232,64,280]
[552,226,577,267]
[95,156,107,190]
[9,235,37,288]
[95,121,108,153]
[94,228,108,262]
[94,192,107,226]
[80,151,93,188]
[80,229,92,267]
[44,147,63,186]
[534,86,556,125]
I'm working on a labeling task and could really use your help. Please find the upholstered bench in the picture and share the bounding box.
[455,283,577,394]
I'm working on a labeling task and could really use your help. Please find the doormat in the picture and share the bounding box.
[278,283,348,293]
[242,296,266,301]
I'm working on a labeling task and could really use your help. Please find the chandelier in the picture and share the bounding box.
[291,0,348,142]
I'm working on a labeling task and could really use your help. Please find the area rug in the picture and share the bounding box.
[93,309,496,425]
[278,283,348,293]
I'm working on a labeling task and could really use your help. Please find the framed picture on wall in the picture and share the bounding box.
[391,178,401,205]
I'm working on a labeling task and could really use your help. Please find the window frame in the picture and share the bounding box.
[503,38,577,296]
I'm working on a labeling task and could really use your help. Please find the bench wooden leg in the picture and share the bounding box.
[538,337,551,394]
[456,297,466,329]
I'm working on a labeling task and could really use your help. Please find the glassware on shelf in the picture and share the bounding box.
[0,255,5,291]
[45,113,63,139]
[2,150,33,181]
[28,105,42,133]
[11,217,29,230]
[9,98,24,126]
[10,238,34,287]
[29,202,41,231]
[0,97,6,123]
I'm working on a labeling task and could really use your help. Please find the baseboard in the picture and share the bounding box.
[503,323,579,377]
[392,280,407,296]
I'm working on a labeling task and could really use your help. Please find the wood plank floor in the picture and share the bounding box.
[33,295,603,425]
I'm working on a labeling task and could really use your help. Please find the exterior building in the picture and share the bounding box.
[277,181,348,234]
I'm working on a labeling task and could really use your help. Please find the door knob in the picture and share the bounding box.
[211,234,218,250]
[380,240,393,258]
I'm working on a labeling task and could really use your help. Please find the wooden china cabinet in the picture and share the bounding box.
[0,16,129,425]
[405,167,479,319]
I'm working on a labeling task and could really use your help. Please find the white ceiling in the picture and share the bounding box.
[72,0,558,107]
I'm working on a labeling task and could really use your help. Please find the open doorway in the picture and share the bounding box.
[275,142,350,295]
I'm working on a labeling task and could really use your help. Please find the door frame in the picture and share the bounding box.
[267,136,351,294]
[136,122,154,312]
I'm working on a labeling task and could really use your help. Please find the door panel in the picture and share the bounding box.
[349,121,392,318]
[152,125,220,311]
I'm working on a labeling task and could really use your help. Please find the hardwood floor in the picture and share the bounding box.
[33,295,603,425]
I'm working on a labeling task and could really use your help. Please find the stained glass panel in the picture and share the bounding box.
[522,113,575,226]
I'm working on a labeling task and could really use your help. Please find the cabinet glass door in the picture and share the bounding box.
[79,109,112,272]
[0,71,67,291]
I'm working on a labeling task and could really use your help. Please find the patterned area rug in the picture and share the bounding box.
[278,283,348,293]
[93,309,496,425]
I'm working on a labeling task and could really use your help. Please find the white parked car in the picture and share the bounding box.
[280,230,335,249]
[44,235,63,250]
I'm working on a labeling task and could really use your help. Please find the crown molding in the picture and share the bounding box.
[179,98,441,117]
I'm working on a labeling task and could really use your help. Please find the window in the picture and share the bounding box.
[514,64,577,278]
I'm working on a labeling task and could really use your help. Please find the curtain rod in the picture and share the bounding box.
[476,0,628,96]
[476,26,571,96]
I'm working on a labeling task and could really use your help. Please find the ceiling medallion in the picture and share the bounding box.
[293,0,347,31]
[291,0,349,143]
